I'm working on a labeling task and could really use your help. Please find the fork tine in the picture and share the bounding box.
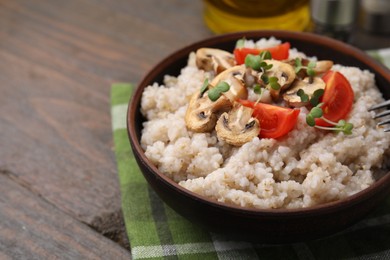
[378,118,390,126]
[374,109,390,119]
[369,99,390,111]
[385,128,390,132]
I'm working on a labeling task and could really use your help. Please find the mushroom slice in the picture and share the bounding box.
[185,66,248,133]
[216,102,260,146]
[211,65,248,102]
[196,48,236,74]
[286,59,334,78]
[185,90,232,132]
[314,60,333,74]
[262,60,296,100]
[211,65,246,85]
[283,77,326,107]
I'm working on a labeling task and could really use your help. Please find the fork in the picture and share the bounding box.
[369,99,390,132]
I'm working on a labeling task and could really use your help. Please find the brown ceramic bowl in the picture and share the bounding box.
[127,31,390,242]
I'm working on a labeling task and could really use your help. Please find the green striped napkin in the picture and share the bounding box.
[111,49,390,260]
[367,48,390,69]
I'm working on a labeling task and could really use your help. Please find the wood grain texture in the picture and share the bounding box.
[0,174,131,259]
[0,0,387,257]
[0,0,211,255]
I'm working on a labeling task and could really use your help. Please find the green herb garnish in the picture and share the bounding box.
[244,51,273,71]
[310,88,324,106]
[297,88,324,105]
[307,61,316,77]
[269,77,281,90]
[208,81,230,101]
[245,51,281,92]
[297,89,309,102]
[294,58,303,74]
[253,84,264,105]
[245,54,262,71]
[200,78,209,95]
[306,103,354,135]
[253,84,262,94]
[295,58,317,80]
[259,50,272,60]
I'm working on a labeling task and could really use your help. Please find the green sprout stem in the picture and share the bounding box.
[297,88,324,107]
[253,85,264,106]
[245,51,280,92]
[245,51,273,72]
[312,120,354,135]
[306,103,353,135]
[320,116,338,126]
[207,81,230,101]
[295,58,317,82]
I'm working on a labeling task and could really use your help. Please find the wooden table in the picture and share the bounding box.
[0,0,388,258]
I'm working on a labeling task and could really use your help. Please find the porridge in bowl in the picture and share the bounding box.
[139,37,390,209]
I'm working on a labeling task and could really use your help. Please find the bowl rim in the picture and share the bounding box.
[128,30,390,216]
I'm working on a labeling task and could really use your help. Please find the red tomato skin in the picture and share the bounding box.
[234,42,290,64]
[239,100,300,139]
[315,71,354,127]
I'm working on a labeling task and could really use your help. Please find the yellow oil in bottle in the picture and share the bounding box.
[203,0,310,33]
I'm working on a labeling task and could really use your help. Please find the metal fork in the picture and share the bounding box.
[369,100,390,132]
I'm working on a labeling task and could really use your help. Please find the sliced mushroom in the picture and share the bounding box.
[216,102,260,146]
[260,60,296,100]
[210,65,248,102]
[185,90,232,132]
[185,66,248,133]
[314,60,333,74]
[283,77,326,107]
[286,59,333,78]
[210,65,245,85]
[195,48,236,74]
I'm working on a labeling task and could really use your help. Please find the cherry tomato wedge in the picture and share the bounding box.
[315,71,354,127]
[239,100,300,139]
[234,42,290,64]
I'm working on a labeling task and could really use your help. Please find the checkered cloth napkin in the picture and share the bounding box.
[111,49,390,259]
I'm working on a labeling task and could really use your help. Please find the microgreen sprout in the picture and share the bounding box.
[253,84,264,105]
[245,54,262,71]
[306,104,323,126]
[295,58,317,82]
[306,103,354,135]
[200,78,209,95]
[307,61,316,77]
[294,58,303,74]
[297,89,309,102]
[208,81,230,101]
[269,77,281,90]
[310,88,324,106]
[259,50,272,60]
[336,120,354,135]
[244,51,281,92]
[260,74,280,90]
[297,88,324,106]
[244,51,273,71]
[253,84,262,95]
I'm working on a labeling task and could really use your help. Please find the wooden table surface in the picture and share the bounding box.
[0,0,389,258]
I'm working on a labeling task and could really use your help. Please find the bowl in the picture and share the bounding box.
[127,31,390,242]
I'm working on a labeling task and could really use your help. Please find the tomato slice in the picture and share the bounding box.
[315,71,354,127]
[234,42,290,64]
[239,100,300,139]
